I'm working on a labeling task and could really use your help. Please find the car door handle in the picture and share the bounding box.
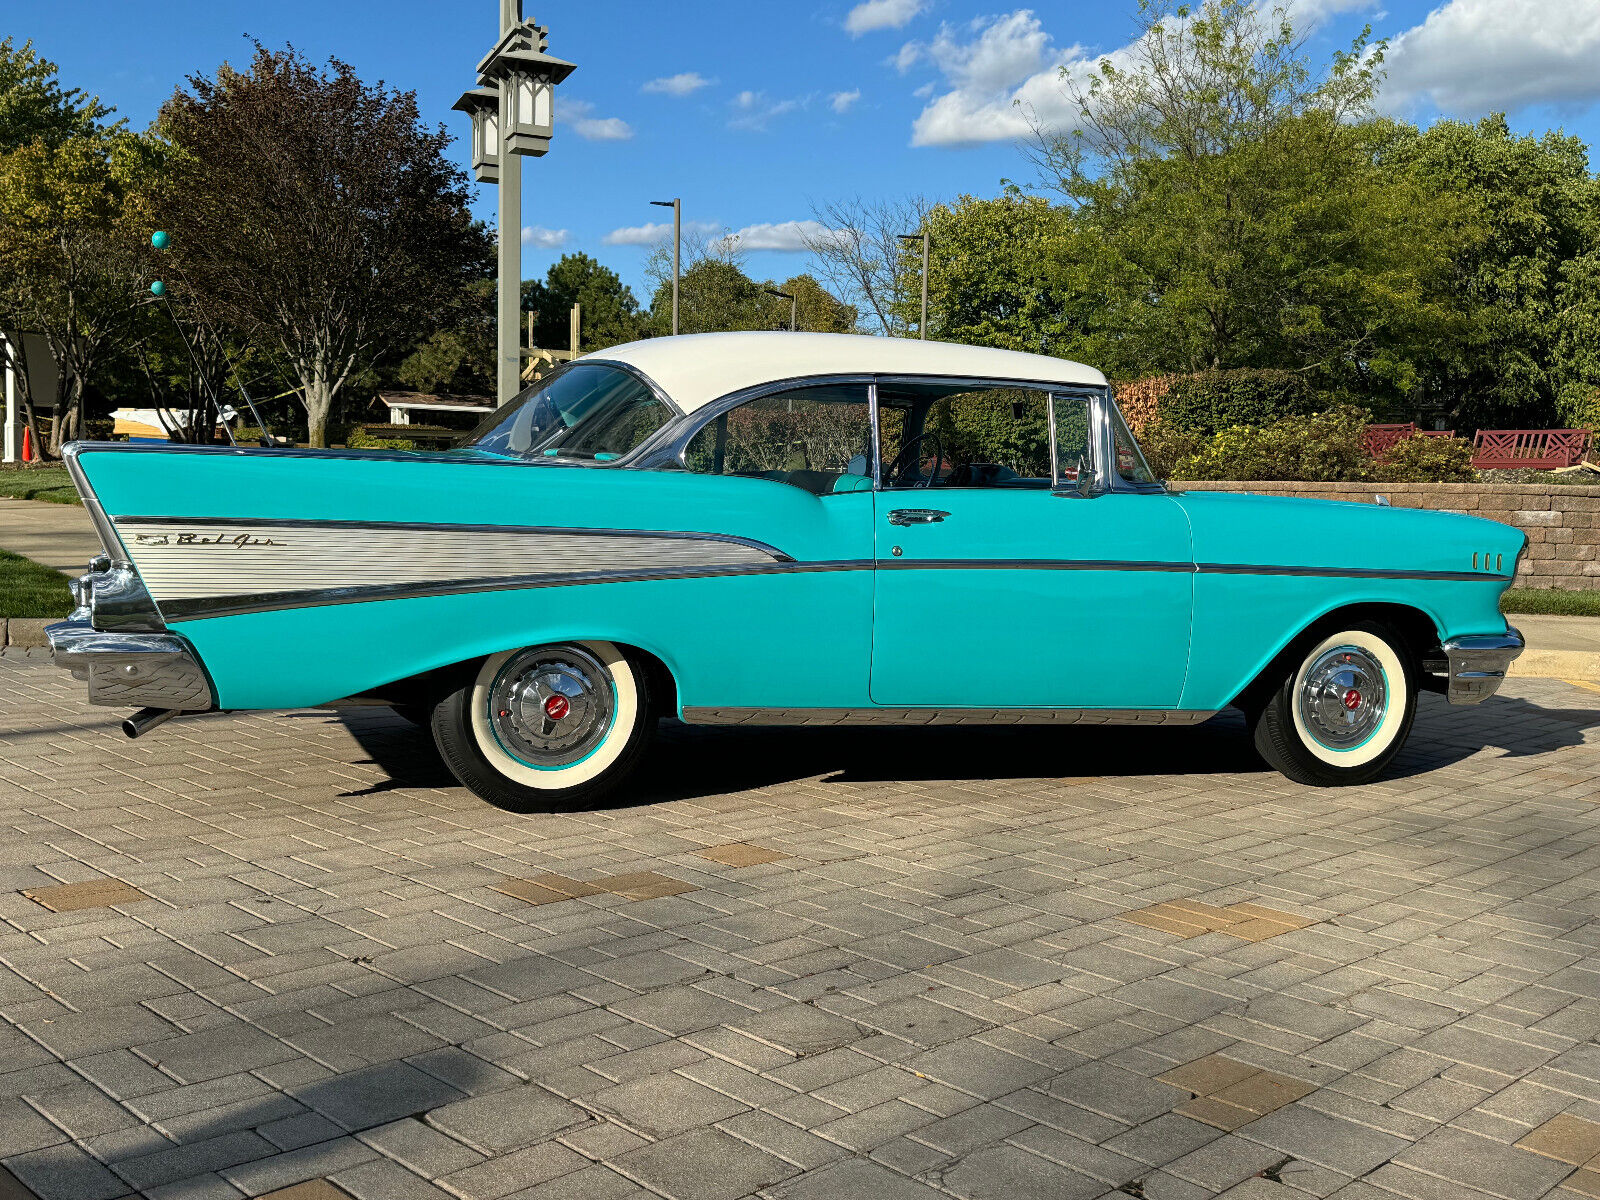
[887,508,949,526]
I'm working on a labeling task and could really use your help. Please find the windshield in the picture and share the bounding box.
[464,363,674,461]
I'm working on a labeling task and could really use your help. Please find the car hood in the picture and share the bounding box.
[1170,488,1525,579]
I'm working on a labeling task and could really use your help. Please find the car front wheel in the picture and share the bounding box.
[431,641,655,812]
[1251,622,1417,786]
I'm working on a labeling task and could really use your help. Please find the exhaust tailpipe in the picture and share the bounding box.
[123,707,179,739]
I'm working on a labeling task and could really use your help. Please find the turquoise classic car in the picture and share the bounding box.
[48,332,1524,809]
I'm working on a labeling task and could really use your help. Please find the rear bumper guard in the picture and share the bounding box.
[46,618,215,711]
[1427,627,1524,706]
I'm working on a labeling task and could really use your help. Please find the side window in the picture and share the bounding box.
[683,384,873,497]
[878,382,1053,489]
[1051,394,1094,487]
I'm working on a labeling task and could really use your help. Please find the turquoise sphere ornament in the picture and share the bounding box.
[149,280,166,297]
[151,231,169,250]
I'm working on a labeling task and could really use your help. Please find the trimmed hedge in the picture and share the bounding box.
[1158,369,1316,435]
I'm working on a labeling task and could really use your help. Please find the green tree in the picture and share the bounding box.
[0,37,108,152]
[1034,0,1461,407]
[159,45,492,446]
[1391,114,1600,428]
[522,252,644,352]
[778,273,856,333]
[0,126,166,455]
[913,194,1086,355]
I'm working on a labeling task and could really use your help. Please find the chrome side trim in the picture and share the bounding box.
[1196,562,1504,583]
[881,558,1191,573]
[159,560,868,622]
[45,618,214,710]
[1438,627,1525,705]
[680,706,1217,727]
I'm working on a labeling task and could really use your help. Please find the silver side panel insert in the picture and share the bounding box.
[45,619,214,710]
[680,707,1217,727]
[113,517,788,606]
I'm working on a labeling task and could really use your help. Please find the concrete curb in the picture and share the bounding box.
[1511,650,1600,681]
[1,618,52,649]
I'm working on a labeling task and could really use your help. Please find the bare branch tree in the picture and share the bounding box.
[803,195,935,336]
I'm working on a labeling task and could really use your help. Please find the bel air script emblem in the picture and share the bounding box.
[134,531,281,548]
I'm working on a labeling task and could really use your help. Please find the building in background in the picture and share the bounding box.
[1,330,58,463]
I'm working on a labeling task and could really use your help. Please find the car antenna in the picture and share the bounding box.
[149,231,277,449]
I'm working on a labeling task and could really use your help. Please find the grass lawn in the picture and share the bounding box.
[0,549,72,619]
[1501,588,1600,617]
[0,464,79,505]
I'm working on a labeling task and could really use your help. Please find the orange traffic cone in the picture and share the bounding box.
[20,425,32,462]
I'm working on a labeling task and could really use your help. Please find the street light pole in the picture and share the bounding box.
[764,288,797,331]
[898,229,929,340]
[650,198,680,335]
[495,4,521,406]
[459,3,574,407]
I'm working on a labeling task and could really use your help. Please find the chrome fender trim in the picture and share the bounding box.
[679,707,1217,727]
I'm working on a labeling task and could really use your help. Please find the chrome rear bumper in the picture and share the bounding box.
[1435,627,1524,705]
[46,618,214,711]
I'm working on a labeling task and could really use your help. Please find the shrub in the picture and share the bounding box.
[347,425,417,451]
[1112,375,1174,436]
[1157,369,1316,435]
[1374,435,1475,482]
[1152,405,1375,482]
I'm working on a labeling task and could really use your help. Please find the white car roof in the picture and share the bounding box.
[585,332,1107,413]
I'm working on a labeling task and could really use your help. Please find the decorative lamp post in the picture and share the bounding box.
[452,87,500,184]
[460,3,575,407]
[898,230,929,339]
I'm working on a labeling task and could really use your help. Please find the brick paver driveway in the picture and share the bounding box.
[4,653,1600,1200]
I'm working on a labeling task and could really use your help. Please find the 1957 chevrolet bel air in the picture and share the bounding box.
[48,332,1525,809]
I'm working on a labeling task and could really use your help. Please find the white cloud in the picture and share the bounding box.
[720,220,852,252]
[521,225,569,249]
[560,98,634,141]
[845,0,926,35]
[729,90,802,131]
[905,11,1083,146]
[602,219,723,247]
[901,3,1392,148]
[1380,0,1600,115]
[642,71,713,97]
[830,89,862,113]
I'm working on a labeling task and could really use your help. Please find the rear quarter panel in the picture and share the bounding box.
[1174,490,1520,711]
[74,446,874,711]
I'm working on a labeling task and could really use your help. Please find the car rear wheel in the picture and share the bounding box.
[1251,622,1416,786]
[430,641,655,812]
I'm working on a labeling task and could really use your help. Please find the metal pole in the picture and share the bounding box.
[495,2,522,406]
[791,293,797,332]
[920,229,929,340]
[2,334,16,464]
[650,198,681,335]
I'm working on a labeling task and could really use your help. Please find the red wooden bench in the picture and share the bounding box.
[1472,429,1591,470]
[1362,424,1457,460]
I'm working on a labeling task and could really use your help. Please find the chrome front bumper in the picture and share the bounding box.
[46,618,214,711]
[1435,626,1524,705]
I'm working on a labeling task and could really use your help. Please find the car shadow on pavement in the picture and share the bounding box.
[331,690,1600,805]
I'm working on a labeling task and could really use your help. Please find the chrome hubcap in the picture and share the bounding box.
[1299,645,1387,751]
[489,645,614,767]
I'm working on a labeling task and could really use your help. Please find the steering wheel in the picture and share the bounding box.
[884,431,945,489]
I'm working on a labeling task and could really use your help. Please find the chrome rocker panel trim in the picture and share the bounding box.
[1436,627,1525,706]
[680,707,1218,727]
[45,618,215,711]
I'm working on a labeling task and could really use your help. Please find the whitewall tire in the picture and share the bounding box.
[431,642,656,812]
[1252,622,1417,786]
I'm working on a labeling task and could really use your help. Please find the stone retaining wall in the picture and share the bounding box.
[1172,480,1600,590]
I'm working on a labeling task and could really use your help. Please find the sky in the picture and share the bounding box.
[11,0,1600,303]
